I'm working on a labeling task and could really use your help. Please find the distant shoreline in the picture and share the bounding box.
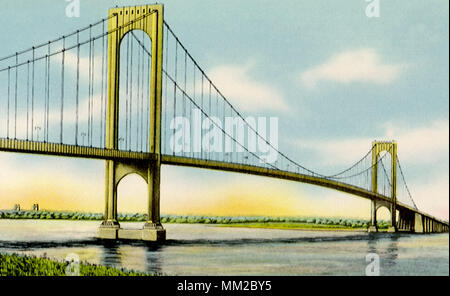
[0,210,393,230]
[217,223,370,232]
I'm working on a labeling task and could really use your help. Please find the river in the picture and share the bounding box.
[0,220,448,275]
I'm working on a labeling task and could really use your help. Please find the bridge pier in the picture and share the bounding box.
[368,199,378,232]
[369,198,398,233]
[97,160,166,242]
[411,213,450,233]
[98,159,166,241]
[397,209,415,232]
[386,202,397,233]
[414,213,424,233]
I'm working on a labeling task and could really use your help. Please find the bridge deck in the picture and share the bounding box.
[161,155,448,226]
[1,138,448,227]
[0,139,152,161]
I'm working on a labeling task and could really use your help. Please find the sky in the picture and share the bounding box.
[0,0,448,221]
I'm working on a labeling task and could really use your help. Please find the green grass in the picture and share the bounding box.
[0,253,151,276]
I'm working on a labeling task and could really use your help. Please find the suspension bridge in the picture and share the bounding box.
[0,4,447,241]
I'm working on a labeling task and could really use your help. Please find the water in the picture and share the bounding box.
[0,220,448,275]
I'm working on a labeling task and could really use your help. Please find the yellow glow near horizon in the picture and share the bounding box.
[0,157,404,221]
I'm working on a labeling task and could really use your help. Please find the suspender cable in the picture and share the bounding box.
[173,38,178,156]
[125,33,130,150]
[47,43,51,142]
[222,86,225,162]
[129,36,134,150]
[60,36,65,143]
[100,20,105,148]
[137,32,142,151]
[31,48,35,140]
[26,61,30,140]
[215,90,219,161]
[163,25,168,154]
[44,46,49,142]
[139,31,143,151]
[146,43,150,153]
[136,30,141,151]
[103,24,108,148]
[200,74,204,159]
[192,64,196,159]
[183,50,187,157]
[140,29,145,152]
[43,55,47,142]
[208,82,211,158]
[14,53,18,139]
[146,17,150,153]
[229,103,233,164]
[75,31,80,145]
[88,25,92,146]
[7,67,10,139]
[91,32,95,147]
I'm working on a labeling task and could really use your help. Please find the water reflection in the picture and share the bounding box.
[0,220,447,275]
[99,241,120,268]
[385,235,399,266]
[367,233,400,270]
[95,240,165,274]
[144,245,164,274]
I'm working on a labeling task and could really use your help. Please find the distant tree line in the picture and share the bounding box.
[0,210,392,229]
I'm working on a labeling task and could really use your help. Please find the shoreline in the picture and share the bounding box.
[2,211,446,232]
[0,211,394,231]
[216,223,371,232]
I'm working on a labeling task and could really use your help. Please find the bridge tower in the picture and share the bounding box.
[98,4,165,241]
[368,141,397,233]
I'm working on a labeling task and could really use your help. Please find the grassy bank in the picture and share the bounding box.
[0,253,150,276]
[0,210,392,230]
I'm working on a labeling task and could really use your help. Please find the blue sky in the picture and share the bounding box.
[0,0,448,220]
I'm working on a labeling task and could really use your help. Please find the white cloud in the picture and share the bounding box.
[383,119,449,164]
[207,62,288,112]
[295,137,373,167]
[295,119,449,167]
[300,48,405,88]
[64,51,104,80]
[411,175,449,220]
[0,93,107,139]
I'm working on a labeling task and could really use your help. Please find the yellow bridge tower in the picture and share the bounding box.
[98,4,166,241]
[368,141,397,233]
